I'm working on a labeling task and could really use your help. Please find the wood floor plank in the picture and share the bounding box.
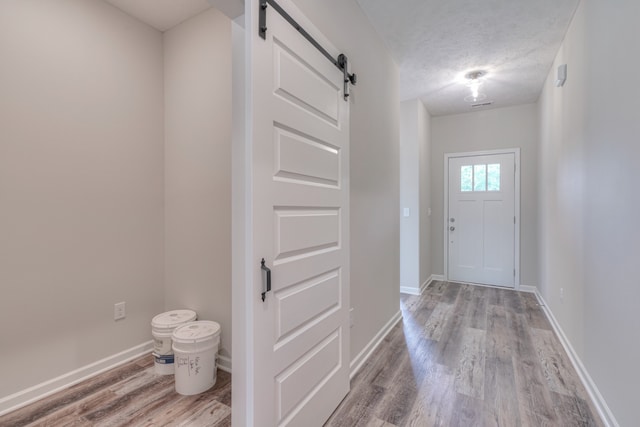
[28,415,93,427]
[520,292,552,330]
[428,280,448,295]
[422,302,453,341]
[486,287,506,306]
[529,328,589,399]
[173,400,231,427]
[404,363,455,427]
[466,287,488,330]
[453,327,486,399]
[136,369,231,427]
[372,351,419,426]
[115,387,180,426]
[441,282,462,304]
[503,289,524,314]
[550,391,604,427]
[108,365,160,396]
[453,284,474,317]
[434,312,466,368]
[325,383,386,427]
[507,312,558,426]
[449,393,490,427]
[485,304,511,361]
[484,304,521,427]
[483,355,521,427]
[370,327,410,389]
[24,389,118,427]
[365,416,397,427]
[139,390,230,427]
[86,372,174,425]
[1,360,148,427]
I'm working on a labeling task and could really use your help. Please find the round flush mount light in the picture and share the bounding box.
[464,70,487,81]
[463,70,488,102]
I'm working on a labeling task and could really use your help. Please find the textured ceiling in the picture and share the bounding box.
[356,0,579,116]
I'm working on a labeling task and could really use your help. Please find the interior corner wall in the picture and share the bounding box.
[418,101,432,286]
[538,1,640,425]
[400,99,432,292]
[0,0,165,398]
[430,104,539,287]
[163,8,232,359]
[290,0,401,361]
[400,100,420,291]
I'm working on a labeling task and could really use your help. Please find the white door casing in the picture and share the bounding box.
[244,1,350,426]
[445,150,520,288]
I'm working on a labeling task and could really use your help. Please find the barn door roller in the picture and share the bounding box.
[259,0,357,100]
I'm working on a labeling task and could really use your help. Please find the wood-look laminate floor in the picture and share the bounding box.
[2,282,603,427]
[326,282,603,427]
[0,356,231,427]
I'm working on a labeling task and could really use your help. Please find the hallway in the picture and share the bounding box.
[326,282,602,426]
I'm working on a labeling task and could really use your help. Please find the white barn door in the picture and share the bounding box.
[245,0,350,425]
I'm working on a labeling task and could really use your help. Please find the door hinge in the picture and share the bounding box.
[514,216,516,224]
[514,269,516,277]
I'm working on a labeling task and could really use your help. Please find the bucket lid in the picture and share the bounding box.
[151,310,197,329]
[172,321,220,343]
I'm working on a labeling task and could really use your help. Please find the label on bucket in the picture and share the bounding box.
[154,353,174,365]
[177,355,202,376]
[154,337,173,355]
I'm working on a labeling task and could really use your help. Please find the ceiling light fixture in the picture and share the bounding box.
[464,70,487,102]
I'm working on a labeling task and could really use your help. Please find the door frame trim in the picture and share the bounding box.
[443,148,521,289]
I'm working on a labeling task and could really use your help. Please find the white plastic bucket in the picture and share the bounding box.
[172,320,221,395]
[151,309,197,375]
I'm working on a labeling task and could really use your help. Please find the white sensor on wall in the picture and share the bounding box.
[555,64,567,87]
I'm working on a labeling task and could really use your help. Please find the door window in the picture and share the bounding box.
[460,163,500,192]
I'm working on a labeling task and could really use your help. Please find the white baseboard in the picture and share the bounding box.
[349,310,402,380]
[419,277,431,294]
[534,291,619,427]
[401,274,443,296]
[400,286,421,295]
[0,341,154,417]
[217,354,232,373]
[519,285,537,293]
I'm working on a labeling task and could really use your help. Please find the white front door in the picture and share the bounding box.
[447,152,516,287]
[247,1,350,425]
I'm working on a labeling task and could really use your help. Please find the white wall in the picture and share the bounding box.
[400,99,432,293]
[538,1,640,424]
[0,0,164,397]
[163,8,232,360]
[431,104,539,287]
[291,0,401,361]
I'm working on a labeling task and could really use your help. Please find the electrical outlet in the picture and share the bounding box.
[349,308,355,328]
[114,302,126,320]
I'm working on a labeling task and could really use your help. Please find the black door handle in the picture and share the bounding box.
[261,258,271,302]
